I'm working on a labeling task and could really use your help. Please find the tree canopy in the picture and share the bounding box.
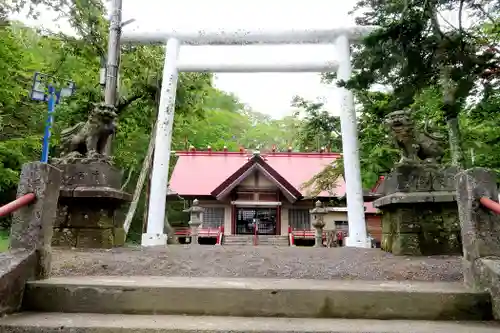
[301,0,500,195]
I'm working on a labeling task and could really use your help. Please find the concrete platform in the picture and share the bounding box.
[1,313,499,333]
[22,276,492,320]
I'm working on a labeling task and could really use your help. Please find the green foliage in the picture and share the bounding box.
[2,0,500,236]
[305,0,500,194]
[0,1,307,237]
[292,91,400,196]
[0,228,9,252]
[331,0,500,166]
[291,96,341,152]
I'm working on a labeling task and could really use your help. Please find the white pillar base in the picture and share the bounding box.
[141,233,167,247]
[344,236,372,249]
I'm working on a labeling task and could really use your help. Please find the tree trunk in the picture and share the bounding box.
[142,169,150,234]
[440,66,465,168]
[446,117,464,167]
[122,123,156,235]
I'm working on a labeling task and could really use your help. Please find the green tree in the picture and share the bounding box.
[335,0,499,167]
[0,2,254,239]
[291,96,342,152]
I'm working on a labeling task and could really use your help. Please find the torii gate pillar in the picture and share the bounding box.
[121,27,377,248]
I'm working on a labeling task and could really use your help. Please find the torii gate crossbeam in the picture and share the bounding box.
[121,27,377,249]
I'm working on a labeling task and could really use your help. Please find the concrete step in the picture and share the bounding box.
[223,235,254,245]
[21,276,492,321]
[257,236,289,246]
[1,313,499,333]
[224,238,253,242]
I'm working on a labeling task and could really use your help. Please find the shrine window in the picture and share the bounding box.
[288,209,310,230]
[202,207,225,228]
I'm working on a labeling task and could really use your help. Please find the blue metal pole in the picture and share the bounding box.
[41,85,56,163]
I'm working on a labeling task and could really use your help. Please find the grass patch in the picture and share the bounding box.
[0,229,9,252]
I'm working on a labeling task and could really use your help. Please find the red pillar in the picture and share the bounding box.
[276,204,281,235]
[231,204,236,235]
[276,191,282,235]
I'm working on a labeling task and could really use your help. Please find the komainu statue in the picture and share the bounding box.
[384,109,445,164]
[55,103,117,164]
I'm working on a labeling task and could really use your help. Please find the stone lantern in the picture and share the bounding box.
[310,200,327,247]
[184,199,204,246]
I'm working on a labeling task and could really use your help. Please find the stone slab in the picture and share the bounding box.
[470,258,500,320]
[52,228,117,248]
[76,229,114,248]
[76,208,114,228]
[60,186,132,201]
[113,228,126,247]
[1,313,499,333]
[373,191,456,208]
[52,228,78,247]
[58,162,122,189]
[22,276,492,320]
[10,163,62,279]
[0,250,36,315]
[379,164,459,196]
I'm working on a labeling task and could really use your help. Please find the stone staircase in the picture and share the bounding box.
[222,235,289,246]
[0,276,497,332]
[222,235,254,246]
[257,235,289,246]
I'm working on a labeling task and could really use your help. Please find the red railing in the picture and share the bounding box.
[288,226,294,246]
[173,226,223,244]
[290,229,329,243]
[479,197,500,214]
[0,193,36,218]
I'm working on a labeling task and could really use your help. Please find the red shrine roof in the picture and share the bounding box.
[169,150,377,213]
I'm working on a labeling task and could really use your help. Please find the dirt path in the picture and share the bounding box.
[51,246,462,282]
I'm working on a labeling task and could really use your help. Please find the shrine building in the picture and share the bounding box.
[167,148,382,245]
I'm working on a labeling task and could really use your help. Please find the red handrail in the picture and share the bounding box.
[0,193,36,218]
[479,197,500,214]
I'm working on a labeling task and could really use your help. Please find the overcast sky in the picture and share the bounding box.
[12,0,361,118]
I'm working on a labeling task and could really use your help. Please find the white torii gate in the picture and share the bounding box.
[121,26,377,248]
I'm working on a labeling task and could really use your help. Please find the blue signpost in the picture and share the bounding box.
[30,72,76,163]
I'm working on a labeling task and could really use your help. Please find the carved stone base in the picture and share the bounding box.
[52,152,113,166]
[374,164,462,256]
[52,160,131,249]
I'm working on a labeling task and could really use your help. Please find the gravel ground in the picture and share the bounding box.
[51,246,463,282]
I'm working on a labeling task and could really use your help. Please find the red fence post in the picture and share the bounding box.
[288,226,295,246]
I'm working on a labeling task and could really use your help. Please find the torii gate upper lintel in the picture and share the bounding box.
[121,26,377,249]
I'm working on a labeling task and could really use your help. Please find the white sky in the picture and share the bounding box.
[12,0,359,118]
[12,0,467,119]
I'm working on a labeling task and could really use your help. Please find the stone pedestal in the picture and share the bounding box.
[184,199,203,246]
[52,161,132,249]
[310,200,326,248]
[374,164,462,256]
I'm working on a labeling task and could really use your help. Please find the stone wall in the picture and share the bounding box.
[374,164,462,256]
[379,198,461,255]
[0,162,61,315]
